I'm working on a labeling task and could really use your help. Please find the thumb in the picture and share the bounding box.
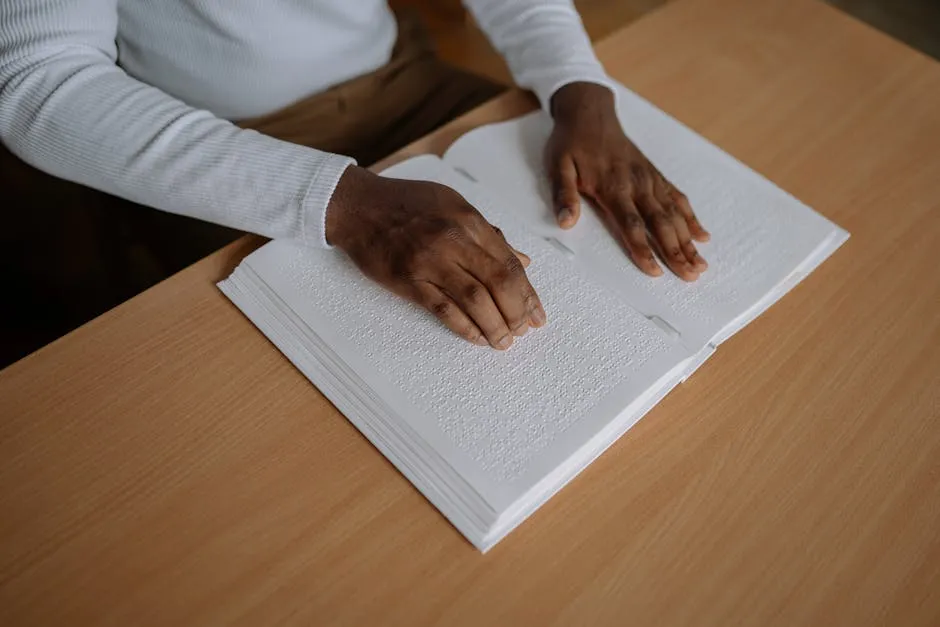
[550,153,581,229]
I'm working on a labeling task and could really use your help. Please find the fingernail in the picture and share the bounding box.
[558,208,573,224]
[693,253,708,269]
[472,335,488,346]
[495,334,513,350]
[529,306,547,327]
[511,321,529,337]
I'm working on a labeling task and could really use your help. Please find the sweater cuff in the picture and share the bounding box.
[300,154,356,248]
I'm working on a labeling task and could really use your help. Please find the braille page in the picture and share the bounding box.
[239,157,692,513]
[442,84,849,350]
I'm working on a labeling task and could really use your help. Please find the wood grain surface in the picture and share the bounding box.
[2,0,939,625]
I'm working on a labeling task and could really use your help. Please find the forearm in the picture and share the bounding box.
[0,48,351,246]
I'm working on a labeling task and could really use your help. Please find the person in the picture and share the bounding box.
[0,0,710,359]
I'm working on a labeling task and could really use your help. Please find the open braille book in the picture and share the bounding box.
[219,83,848,551]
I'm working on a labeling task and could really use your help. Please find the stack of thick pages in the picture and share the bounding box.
[219,84,848,551]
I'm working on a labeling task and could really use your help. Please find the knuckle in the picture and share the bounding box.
[503,253,524,276]
[522,288,539,311]
[424,221,467,251]
[486,255,525,291]
[441,225,467,243]
[489,268,512,290]
[430,300,451,318]
[462,282,482,303]
[621,211,645,233]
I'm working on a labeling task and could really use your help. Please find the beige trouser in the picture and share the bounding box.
[0,13,504,366]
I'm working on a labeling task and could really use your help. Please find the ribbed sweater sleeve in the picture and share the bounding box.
[464,0,616,110]
[0,0,353,247]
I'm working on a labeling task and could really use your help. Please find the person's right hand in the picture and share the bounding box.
[324,166,547,350]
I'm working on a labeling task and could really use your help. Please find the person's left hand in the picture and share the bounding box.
[546,82,710,281]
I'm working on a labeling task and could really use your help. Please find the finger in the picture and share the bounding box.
[413,282,487,346]
[488,227,544,326]
[472,233,546,335]
[595,193,663,277]
[669,205,708,271]
[654,183,706,270]
[636,192,700,281]
[440,271,515,350]
[666,182,710,242]
[550,153,581,229]
[492,226,531,268]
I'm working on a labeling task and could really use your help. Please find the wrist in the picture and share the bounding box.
[325,165,381,248]
[550,82,617,126]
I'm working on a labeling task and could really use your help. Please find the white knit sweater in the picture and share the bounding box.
[0,1,613,247]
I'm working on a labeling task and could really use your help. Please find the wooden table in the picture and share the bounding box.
[2,0,939,624]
